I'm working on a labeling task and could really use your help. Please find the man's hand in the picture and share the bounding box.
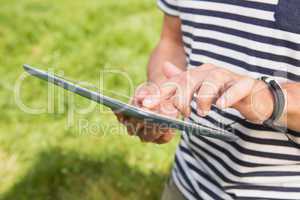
[144,63,275,124]
[114,14,187,143]
[114,75,179,144]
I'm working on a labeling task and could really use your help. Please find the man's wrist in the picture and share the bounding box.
[278,83,296,126]
[252,80,275,122]
[232,79,274,123]
[258,77,287,128]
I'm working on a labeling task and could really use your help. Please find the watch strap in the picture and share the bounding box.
[259,76,285,128]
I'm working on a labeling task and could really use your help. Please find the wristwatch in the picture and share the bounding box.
[259,76,286,129]
[258,77,300,148]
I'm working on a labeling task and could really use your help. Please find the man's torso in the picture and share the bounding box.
[158,0,300,199]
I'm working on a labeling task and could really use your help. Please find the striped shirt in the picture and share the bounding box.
[157,0,300,199]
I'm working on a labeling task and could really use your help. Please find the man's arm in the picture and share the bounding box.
[147,15,186,84]
[143,62,300,133]
[116,14,186,144]
[232,81,300,132]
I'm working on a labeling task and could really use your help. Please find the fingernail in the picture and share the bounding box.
[197,109,203,116]
[203,110,209,116]
[197,109,209,117]
[143,98,159,108]
[216,97,226,109]
[143,98,153,107]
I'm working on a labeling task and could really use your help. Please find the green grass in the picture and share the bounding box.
[0,0,179,199]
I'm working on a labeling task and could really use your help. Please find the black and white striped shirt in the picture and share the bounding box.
[157,0,300,199]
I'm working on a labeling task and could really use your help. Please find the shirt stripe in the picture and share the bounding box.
[157,0,300,199]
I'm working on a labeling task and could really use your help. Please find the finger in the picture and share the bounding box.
[125,121,136,136]
[142,97,161,109]
[196,83,216,116]
[125,118,144,136]
[172,66,217,117]
[112,108,129,123]
[133,89,149,106]
[172,73,202,117]
[133,84,153,106]
[196,77,226,116]
[114,112,124,122]
[216,77,255,109]
[133,81,161,107]
[137,123,162,142]
[142,81,178,109]
[159,99,179,118]
[127,123,144,136]
[143,64,215,113]
[160,78,180,99]
[163,62,184,79]
[143,66,205,109]
[138,120,172,142]
[135,122,145,135]
[154,131,175,144]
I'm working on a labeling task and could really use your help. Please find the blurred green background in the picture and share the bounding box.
[0,0,179,199]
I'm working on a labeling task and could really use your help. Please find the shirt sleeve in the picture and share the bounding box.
[157,0,180,16]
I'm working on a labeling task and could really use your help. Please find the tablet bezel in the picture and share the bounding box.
[23,64,238,141]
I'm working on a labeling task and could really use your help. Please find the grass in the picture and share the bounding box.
[0,0,179,199]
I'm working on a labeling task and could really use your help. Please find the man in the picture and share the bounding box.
[116,0,300,199]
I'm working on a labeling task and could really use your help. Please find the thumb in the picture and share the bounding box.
[163,62,183,79]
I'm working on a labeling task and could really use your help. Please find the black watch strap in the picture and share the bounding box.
[259,76,285,128]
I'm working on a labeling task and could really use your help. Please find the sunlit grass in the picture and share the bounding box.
[0,0,179,199]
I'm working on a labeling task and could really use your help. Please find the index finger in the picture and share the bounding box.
[142,80,179,109]
[133,82,160,106]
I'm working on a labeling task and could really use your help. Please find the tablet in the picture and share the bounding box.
[23,64,238,141]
